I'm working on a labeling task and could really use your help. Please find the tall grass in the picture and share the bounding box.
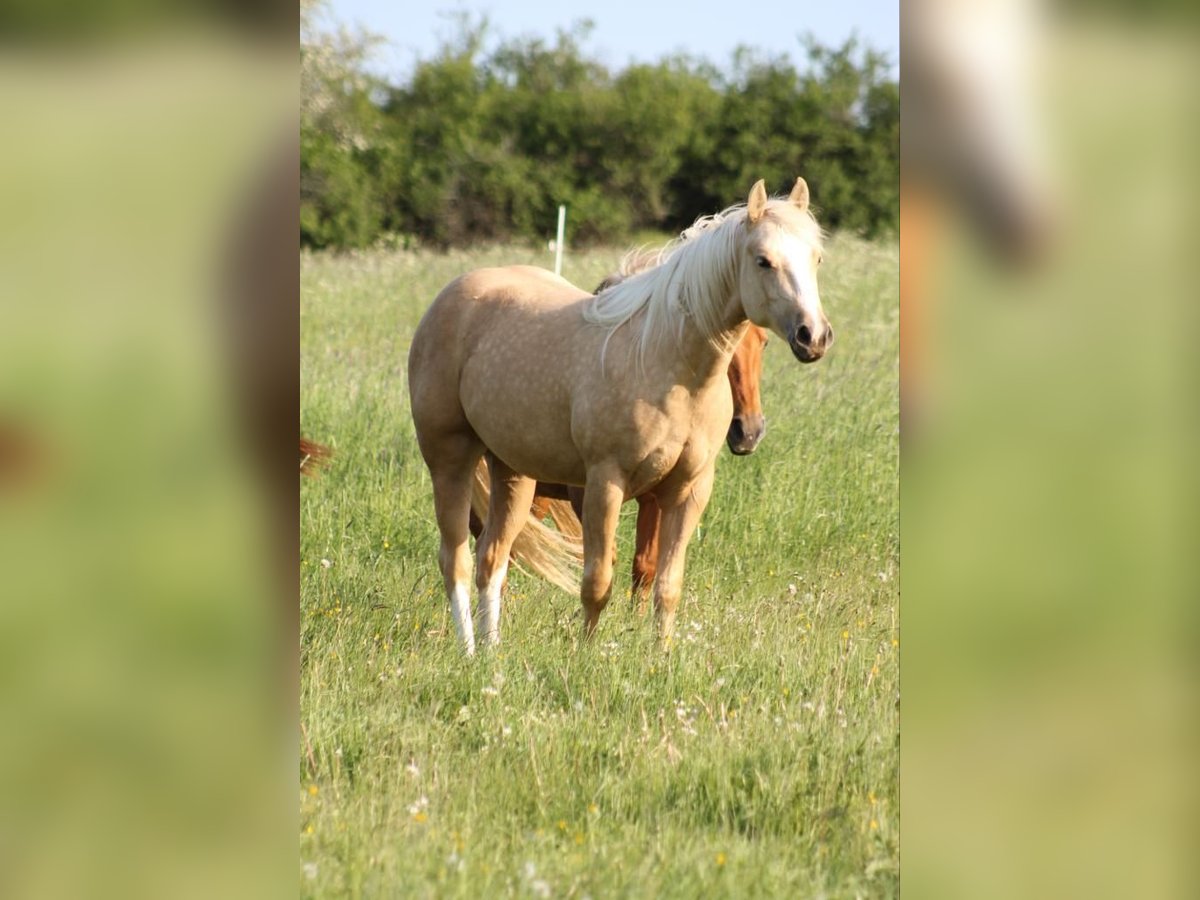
[300,235,898,897]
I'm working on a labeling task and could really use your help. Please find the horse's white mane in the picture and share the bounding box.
[585,199,823,366]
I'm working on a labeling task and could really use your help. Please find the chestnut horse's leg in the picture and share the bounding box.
[651,466,716,644]
[474,454,537,647]
[630,494,661,614]
[529,496,553,521]
[580,469,624,637]
[567,485,584,523]
[424,433,485,655]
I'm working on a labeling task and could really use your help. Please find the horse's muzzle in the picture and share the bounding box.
[726,413,766,455]
[788,321,834,363]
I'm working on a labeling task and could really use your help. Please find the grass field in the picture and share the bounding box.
[300,235,899,898]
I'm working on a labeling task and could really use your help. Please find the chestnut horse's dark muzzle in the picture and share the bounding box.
[726,413,766,455]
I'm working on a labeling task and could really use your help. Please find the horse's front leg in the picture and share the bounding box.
[580,468,624,637]
[652,465,716,644]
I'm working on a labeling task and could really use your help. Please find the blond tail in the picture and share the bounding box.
[470,460,582,595]
[544,498,582,542]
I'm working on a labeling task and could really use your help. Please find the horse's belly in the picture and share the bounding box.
[460,367,585,485]
[485,431,587,486]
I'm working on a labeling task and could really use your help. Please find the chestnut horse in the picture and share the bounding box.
[409,179,830,653]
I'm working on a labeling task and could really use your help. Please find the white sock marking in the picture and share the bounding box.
[450,582,475,655]
[477,562,508,647]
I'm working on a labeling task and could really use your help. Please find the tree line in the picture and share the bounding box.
[301,12,898,250]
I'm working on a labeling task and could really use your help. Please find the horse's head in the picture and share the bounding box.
[725,324,768,455]
[738,179,833,363]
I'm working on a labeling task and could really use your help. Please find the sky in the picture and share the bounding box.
[322,0,899,83]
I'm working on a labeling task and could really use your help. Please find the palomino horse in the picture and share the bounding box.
[470,263,770,603]
[409,179,830,653]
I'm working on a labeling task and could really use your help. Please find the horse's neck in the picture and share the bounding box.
[669,304,749,389]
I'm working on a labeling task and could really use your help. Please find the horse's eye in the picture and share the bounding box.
[817,254,824,266]
[755,255,772,269]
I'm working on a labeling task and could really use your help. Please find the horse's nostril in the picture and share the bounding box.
[728,418,744,441]
[797,324,812,345]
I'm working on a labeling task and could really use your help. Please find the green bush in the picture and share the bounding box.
[301,18,897,249]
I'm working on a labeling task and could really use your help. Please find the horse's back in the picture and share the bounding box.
[448,265,586,312]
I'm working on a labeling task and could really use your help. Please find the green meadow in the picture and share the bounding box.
[300,235,898,897]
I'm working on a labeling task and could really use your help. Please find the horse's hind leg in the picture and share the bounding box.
[474,455,536,647]
[424,433,484,654]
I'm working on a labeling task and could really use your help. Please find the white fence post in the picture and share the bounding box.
[554,204,566,276]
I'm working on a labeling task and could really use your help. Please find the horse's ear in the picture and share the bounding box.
[746,179,768,224]
[788,177,810,212]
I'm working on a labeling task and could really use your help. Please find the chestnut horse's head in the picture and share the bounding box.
[725,325,769,455]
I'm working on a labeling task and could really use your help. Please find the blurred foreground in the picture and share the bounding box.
[903,3,1196,897]
[0,17,295,900]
